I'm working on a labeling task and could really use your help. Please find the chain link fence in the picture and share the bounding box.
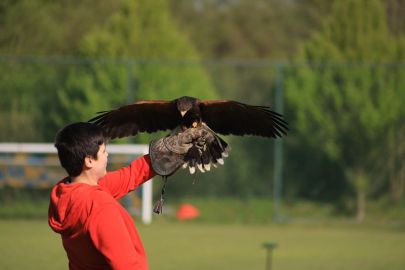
[1,56,404,220]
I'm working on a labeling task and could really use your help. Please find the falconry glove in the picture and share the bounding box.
[149,126,213,214]
[149,126,210,176]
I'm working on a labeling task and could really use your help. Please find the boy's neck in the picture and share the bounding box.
[71,172,99,186]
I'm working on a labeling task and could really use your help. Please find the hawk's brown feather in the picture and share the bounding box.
[89,96,288,139]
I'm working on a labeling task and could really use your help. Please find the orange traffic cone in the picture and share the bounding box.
[176,203,200,220]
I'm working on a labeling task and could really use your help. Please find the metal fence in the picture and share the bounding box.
[1,56,404,220]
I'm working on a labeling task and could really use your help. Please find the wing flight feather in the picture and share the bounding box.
[200,100,288,138]
[89,100,181,139]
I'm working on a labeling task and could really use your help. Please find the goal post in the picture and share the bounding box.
[0,143,153,224]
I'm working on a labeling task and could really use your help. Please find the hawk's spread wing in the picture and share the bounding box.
[200,100,288,138]
[89,100,181,139]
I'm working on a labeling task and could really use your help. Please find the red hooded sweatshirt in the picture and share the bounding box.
[48,155,156,270]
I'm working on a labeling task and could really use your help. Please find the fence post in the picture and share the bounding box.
[273,64,284,222]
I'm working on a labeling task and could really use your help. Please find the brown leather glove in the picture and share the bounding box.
[162,127,209,154]
[149,126,211,176]
[150,126,229,214]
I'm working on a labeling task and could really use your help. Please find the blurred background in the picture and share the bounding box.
[0,0,404,269]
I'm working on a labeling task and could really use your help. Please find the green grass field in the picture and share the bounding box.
[1,219,404,270]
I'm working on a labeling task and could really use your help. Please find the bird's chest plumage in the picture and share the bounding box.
[181,110,202,129]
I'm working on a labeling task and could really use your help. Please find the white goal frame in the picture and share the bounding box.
[0,143,153,224]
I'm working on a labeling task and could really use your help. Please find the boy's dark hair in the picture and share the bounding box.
[55,122,106,177]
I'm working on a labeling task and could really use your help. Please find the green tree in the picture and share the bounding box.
[0,0,124,141]
[168,0,335,59]
[52,0,217,146]
[286,0,405,221]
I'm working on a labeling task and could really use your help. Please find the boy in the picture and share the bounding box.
[48,122,207,269]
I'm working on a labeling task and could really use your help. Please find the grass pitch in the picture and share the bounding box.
[0,219,404,270]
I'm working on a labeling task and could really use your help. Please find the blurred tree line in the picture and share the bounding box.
[0,0,404,220]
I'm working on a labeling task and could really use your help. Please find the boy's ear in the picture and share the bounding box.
[84,156,94,168]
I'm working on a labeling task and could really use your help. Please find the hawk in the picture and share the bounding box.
[89,96,288,173]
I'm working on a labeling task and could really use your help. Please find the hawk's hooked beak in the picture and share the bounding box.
[180,110,187,117]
